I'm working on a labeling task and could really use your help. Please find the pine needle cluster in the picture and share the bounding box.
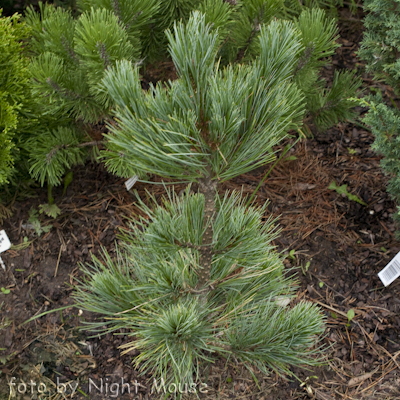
[99,4,361,182]
[358,0,400,232]
[290,8,362,130]
[25,2,137,123]
[281,0,356,19]
[74,12,325,387]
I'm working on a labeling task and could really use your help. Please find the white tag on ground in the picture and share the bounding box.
[0,230,11,271]
[0,230,11,253]
[378,251,400,286]
[125,175,138,191]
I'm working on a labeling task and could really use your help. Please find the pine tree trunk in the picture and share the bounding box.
[196,165,217,290]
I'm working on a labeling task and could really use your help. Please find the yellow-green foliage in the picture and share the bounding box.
[0,10,30,184]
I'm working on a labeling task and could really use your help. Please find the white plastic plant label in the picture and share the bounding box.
[378,251,400,286]
[0,230,11,271]
[0,230,11,253]
[125,175,138,191]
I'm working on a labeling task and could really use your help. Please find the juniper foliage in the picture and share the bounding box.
[358,0,400,93]
[358,0,400,231]
[74,12,325,387]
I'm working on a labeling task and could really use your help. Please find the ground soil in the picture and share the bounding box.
[1,5,400,400]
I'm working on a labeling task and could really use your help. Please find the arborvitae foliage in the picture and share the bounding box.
[74,13,325,387]
[358,0,400,231]
[0,10,30,185]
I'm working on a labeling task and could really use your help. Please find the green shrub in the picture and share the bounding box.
[20,2,149,190]
[282,0,356,19]
[358,0,400,231]
[0,7,84,201]
[74,12,325,387]
[0,10,30,185]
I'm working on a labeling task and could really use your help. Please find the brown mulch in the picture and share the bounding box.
[1,4,400,400]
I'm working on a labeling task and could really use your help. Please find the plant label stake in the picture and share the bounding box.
[378,251,400,286]
[0,230,11,270]
[125,175,138,191]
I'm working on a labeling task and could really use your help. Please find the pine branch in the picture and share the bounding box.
[77,140,103,147]
[46,140,103,163]
[126,11,143,32]
[235,9,263,63]
[310,99,334,119]
[293,42,315,76]
[60,35,78,62]
[46,77,81,100]
[112,0,122,22]
[174,240,201,251]
[96,40,110,68]
[46,144,66,163]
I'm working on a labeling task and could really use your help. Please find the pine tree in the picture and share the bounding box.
[0,9,82,217]
[76,0,159,60]
[20,2,148,193]
[74,12,325,387]
[357,0,400,232]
